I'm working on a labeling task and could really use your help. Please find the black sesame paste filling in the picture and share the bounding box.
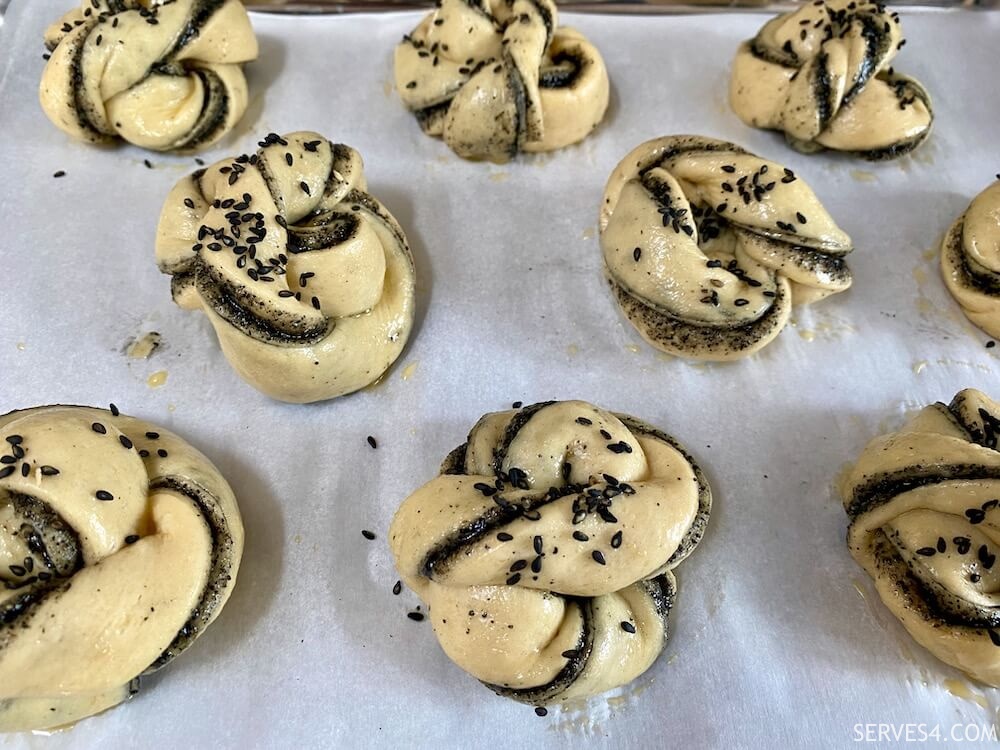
[170,67,230,152]
[539,51,580,89]
[146,476,236,672]
[165,0,229,60]
[952,222,1000,296]
[845,464,1000,521]
[197,271,330,345]
[490,401,557,476]
[870,531,1000,629]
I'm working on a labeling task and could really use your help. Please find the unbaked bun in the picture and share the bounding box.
[0,404,242,732]
[156,131,416,403]
[390,400,711,705]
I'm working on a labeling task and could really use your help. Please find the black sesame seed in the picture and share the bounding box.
[125,535,140,544]
[561,649,579,659]
[138,450,150,458]
[299,181,311,196]
[506,572,522,585]
[91,422,107,434]
[915,547,936,556]
[145,431,159,440]
[534,707,548,717]
[721,165,736,173]
[367,436,377,449]
[533,535,543,554]
[497,532,513,542]
[592,550,606,565]
[362,530,376,540]
[95,490,114,501]
[620,621,636,634]
[392,580,402,595]
[990,630,1000,647]
[633,247,642,262]
[987,341,996,349]
[936,537,946,553]
[734,298,750,307]
[53,170,66,178]
[573,531,589,542]
[512,401,523,409]
[285,153,293,166]
[575,417,592,426]
[109,403,120,416]
[510,559,527,572]
[119,435,133,449]
[183,198,195,209]
[157,449,168,458]
[0,467,14,480]
[40,466,59,476]
[796,212,807,224]
[9,565,26,577]
[407,612,425,621]
[20,464,30,477]
[611,531,623,549]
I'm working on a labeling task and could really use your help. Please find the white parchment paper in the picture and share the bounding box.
[1,3,1000,747]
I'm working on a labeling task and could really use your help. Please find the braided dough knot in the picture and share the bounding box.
[156,131,416,403]
[395,0,609,162]
[730,0,932,159]
[390,400,711,703]
[40,0,258,152]
[843,389,1000,686]
[0,405,242,732]
[600,135,853,360]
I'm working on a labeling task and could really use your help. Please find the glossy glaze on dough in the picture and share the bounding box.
[156,131,416,403]
[729,0,932,160]
[39,0,257,153]
[941,179,1000,339]
[394,0,609,162]
[0,405,243,732]
[389,400,711,704]
[842,389,1000,686]
[599,135,853,360]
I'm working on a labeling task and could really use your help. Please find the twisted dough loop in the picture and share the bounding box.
[395,0,609,162]
[156,131,416,403]
[730,0,932,159]
[842,389,1000,686]
[0,405,242,732]
[941,179,1000,339]
[600,135,853,360]
[389,400,711,704]
[40,0,257,153]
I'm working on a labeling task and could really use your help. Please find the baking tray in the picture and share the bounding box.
[1,2,999,747]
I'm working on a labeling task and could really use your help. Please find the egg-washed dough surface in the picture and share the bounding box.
[39,0,258,153]
[0,405,243,732]
[390,400,711,704]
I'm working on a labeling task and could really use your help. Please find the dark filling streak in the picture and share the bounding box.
[812,51,834,133]
[421,483,580,579]
[504,56,528,158]
[949,393,1000,451]
[169,67,230,152]
[840,13,886,108]
[67,24,109,140]
[164,0,228,60]
[491,401,557,477]
[195,271,329,345]
[287,213,359,254]
[609,274,788,357]
[950,219,1000,296]
[484,598,593,703]
[870,531,1000,629]
[440,443,469,475]
[846,465,1000,521]
[539,52,580,89]
[145,476,235,672]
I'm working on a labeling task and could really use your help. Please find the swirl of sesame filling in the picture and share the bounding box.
[39,0,258,153]
[941,179,1000,340]
[842,388,1000,686]
[729,0,932,160]
[156,131,416,403]
[389,400,711,705]
[0,405,243,732]
[599,135,853,360]
[394,0,609,162]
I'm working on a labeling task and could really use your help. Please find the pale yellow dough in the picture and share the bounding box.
[941,180,1000,339]
[394,0,609,162]
[0,405,243,732]
[599,135,853,360]
[389,400,711,705]
[39,0,258,153]
[729,0,932,159]
[842,389,1000,686]
[156,131,416,403]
